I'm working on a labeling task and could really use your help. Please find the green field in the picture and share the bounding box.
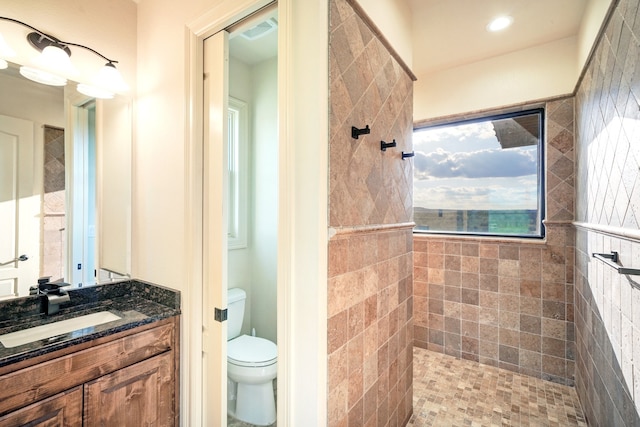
[413,208,540,236]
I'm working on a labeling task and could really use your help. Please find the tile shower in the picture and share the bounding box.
[413,0,640,425]
[413,99,577,386]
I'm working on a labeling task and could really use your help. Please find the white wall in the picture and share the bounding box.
[358,0,413,68]
[228,56,254,336]
[135,0,193,289]
[249,57,278,344]
[227,55,278,344]
[414,36,578,120]
[577,0,613,75]
[0,70,63,127]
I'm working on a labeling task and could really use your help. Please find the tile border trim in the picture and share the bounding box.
[329,221,415,238]
[573,221,640,243]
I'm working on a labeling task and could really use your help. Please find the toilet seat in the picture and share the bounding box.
[228,335,277,367]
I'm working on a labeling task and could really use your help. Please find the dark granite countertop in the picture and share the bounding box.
[0,280,180,368]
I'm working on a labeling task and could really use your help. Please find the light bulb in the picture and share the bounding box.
[95,62,129,92]
[37,44,78,77]
[487,16,513,32]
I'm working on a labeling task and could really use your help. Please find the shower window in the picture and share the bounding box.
[228,97,248,249]
[413,109,545,238]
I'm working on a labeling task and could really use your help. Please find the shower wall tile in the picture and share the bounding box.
[413,101,576,386]
[328,0,414,228]
[328,0,414,426]
[328,228,413,427]
[574,0,640,424]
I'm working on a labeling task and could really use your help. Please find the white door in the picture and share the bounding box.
[0,115,39,298]
[202,30,230,427]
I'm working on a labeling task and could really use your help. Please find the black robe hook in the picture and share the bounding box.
[351,125,370,139]
[381,140,397,151]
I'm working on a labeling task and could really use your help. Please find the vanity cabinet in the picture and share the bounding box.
[0,316,179,427]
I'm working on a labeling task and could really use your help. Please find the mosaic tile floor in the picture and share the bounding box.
[409,347,587,427]
[227,347,586,426]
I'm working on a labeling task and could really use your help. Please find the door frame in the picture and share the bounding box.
[184,0,329,425]
[64,90,96,287]
[185,2,274,425]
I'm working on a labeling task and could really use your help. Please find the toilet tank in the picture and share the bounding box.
[227,288,246,340]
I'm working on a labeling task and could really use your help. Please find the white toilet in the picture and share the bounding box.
[227,288,277,426]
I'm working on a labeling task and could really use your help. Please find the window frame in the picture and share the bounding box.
[227,97,249,250]
[412,108,546,239]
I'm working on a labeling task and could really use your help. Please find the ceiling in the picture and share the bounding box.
[228,8,278,66]
[226,0,592,74]
[407,0,590,76]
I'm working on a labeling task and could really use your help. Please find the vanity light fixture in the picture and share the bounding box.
[0,16,128,98]
[486,15,513,32]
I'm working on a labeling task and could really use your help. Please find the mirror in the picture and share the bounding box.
[0,61,131,299]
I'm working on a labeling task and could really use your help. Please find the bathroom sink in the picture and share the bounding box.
[0,311,122,348]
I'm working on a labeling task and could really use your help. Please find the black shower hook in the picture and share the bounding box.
[351,125,370,139]
[402,151,415,160]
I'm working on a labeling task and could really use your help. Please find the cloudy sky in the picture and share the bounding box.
[413,120,539,211]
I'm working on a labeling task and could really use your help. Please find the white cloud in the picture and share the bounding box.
[414,147,537,180]
[413,176,538,210]
[414,121,496,145]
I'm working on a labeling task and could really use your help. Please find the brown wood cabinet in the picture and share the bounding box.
[0,387,83,427]
[84,352,174,426]
[0,316,179,427]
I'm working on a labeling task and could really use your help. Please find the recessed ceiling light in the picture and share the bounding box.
[487,15,513,32]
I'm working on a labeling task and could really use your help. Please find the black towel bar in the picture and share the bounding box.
[592,252,640,276]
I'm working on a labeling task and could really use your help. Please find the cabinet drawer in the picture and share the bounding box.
[0,386,83,427]
[0,322,173,416]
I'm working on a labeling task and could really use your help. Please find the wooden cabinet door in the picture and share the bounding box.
[84,352,175,427]
[0,386,82,427]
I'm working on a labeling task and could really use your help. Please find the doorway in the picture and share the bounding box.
[186,0,330,423]
[201,4,278,426]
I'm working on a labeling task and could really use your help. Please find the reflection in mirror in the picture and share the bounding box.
[0,61,130,300]
[0,62,64,298]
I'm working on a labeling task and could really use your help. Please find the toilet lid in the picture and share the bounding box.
[228,335,277,366]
